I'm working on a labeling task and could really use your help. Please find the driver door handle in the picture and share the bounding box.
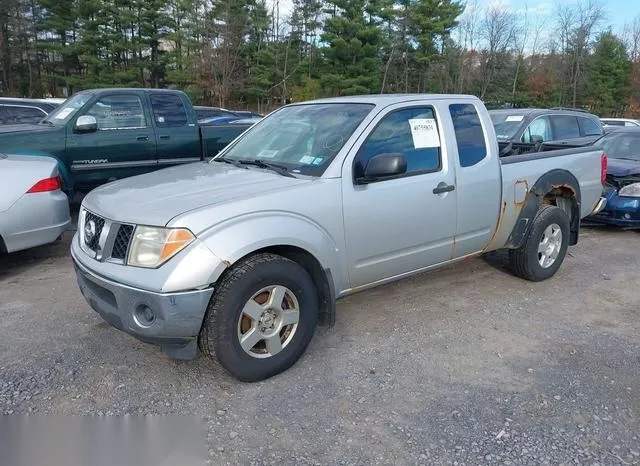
[433,182,455,194]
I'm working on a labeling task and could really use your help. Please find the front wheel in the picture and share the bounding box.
[199,253,318,382]
[508,205,570,282]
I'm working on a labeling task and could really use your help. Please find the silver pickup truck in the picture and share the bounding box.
[71,94,607,381]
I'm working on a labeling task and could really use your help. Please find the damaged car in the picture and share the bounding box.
[589,128,640,228]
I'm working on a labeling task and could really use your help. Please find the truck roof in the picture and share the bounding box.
[77,88,186,96]
[300,94,481,106]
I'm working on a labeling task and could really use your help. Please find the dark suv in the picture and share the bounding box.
[489,107,603,146]
[0,98,59,125]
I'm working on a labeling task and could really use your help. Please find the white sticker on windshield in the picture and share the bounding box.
[299,155,315,164]
[54,108,74,119]
[408,118,440,148]
[258,150,278,159]
[505,115,524,122]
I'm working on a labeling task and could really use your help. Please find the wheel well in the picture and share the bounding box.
[240,245,336,327]
[542,187,579,245]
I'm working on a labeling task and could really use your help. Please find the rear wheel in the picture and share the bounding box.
[199,253,318,382]
[509,205,570,281]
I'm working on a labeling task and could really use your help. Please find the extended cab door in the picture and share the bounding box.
[447,102,501,257]
[341,103,457,288]
[66,92,156,189]
[149,93,202,167]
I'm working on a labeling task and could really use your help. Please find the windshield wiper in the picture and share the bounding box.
[240,159,295,178]
[215,157,245,169]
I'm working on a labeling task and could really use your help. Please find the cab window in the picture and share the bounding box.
[449,103,487,167]
[578,117,601,136]
[85,95,147,129]
[551,115,580,139]
[354,107,441,180]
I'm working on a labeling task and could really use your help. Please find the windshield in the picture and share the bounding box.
[216,103,374,176]
[43,92,92,125]
[596,132,640,161]
[490,112,526,141]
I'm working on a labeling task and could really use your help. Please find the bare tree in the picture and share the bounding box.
[456,0,480,93]
[479,5,516,100]
[555,0,605,107]
[622,15,640,63]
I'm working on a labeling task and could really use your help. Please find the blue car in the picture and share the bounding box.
[589,128,640,228]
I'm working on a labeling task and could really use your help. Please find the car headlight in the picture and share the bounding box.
[127,226,195,268]
[619,182,640,197]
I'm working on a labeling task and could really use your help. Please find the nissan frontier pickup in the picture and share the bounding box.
[71,94,607,381]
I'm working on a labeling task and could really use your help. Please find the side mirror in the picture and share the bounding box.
[75,115,97,133]
[357,153,407,184]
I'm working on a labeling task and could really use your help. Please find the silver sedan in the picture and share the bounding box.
[0,154,71,253]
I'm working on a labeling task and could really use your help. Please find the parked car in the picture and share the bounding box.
[0,154,71,253]
[71,94,606,381]
[600,118,640,128]
[0,89,253,193]
[0,97,59,125]
[588,128,640,228]
[490,107,603,146]
[194,106,238,120]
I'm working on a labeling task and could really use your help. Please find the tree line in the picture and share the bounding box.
[0,0,638,116]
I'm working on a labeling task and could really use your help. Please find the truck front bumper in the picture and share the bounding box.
[72,253,214,359]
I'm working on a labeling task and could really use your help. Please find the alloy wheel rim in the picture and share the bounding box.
[537,223,563,268]
[236,285,300,358]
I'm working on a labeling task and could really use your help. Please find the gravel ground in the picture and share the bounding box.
[1,226,639,465]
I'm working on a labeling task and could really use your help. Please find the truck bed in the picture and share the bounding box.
[483,144,605,252]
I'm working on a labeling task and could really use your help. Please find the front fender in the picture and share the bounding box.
[199,211,346,291]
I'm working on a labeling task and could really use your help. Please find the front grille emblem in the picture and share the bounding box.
[84,219,97,245]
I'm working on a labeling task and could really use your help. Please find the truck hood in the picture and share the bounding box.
[0,123,56,135]
[607,158,640,177]
[83,161,313,226]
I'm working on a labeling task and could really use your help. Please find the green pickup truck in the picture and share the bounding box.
[0,88,252,193]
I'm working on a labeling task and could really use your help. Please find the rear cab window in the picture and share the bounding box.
[449,104,487,167]
[150,94,189,127]
[354,107,441,179]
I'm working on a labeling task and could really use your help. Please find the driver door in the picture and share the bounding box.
[341,104,458,288]
[66,93,156,189]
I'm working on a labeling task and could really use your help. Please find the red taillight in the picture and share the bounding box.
[27,176,62,193]
[601,153,607,185]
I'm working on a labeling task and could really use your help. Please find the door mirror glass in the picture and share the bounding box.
[75,115,98,133]
[358,153,407,183]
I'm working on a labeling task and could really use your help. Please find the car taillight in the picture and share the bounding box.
[601,153,607,185]
[27,176,62,193]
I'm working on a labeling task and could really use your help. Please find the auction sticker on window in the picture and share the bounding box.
[408,118,440,148]
[505,115,524,122]
[257,150,278,158]
[54,108,74,119]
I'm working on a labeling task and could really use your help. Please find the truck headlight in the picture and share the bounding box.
[127,226,195,268]
[619,183,640,197]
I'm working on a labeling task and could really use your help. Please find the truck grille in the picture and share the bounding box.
[84,212,105,251]
[81,209,135,263]
[111,225,134,260]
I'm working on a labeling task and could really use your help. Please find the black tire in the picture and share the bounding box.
[508,205,570,282]
[199,253,318,382]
